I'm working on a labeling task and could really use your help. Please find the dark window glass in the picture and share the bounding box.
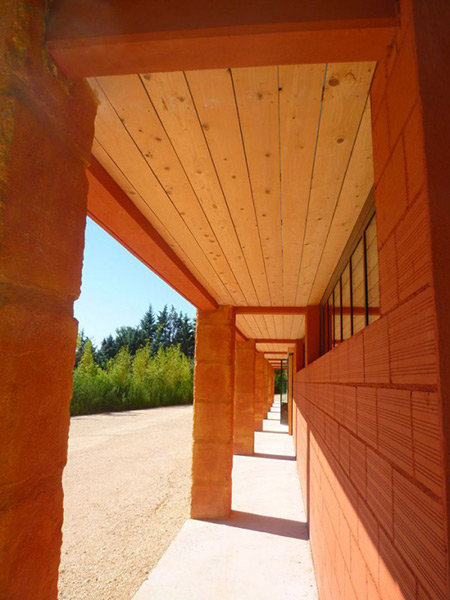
[320,212,380,354]
[341,264,351,340]
[366,216,380,325]
[326,295,332,352]
[352,239,365,334]
[333,281,341,346]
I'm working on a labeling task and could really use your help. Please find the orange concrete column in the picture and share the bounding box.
[267,364,273,412]
[0,3,96,598]
[254,352,265,431]
[270,367,274,407]
[267,363,273,414]
[305,305,321,365]
[263,361,270,417]
[287,352,294,435]
[191,306,235,519]
[295,339,305,372]
[233,339,255,455]
[292,340,304,444]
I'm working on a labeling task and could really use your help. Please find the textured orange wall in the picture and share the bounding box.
[263,362,270,417]
[254,352,265,431]
[267,365,274,414]
[0,2,96,598]
[191,306,235,519]
[293,2,449,599]
[234,340,255,455]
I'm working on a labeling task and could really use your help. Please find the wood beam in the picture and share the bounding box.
[87,157,217,311]
[235,307,307,315]
[47,0,397,78]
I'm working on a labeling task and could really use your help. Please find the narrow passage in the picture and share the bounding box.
[134,404,318,599]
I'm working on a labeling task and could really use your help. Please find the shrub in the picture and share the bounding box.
[71,342,193,415]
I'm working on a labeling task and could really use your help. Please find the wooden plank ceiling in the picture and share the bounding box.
[89,62,375,341]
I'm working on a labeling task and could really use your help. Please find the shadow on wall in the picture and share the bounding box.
[294,376,447,600]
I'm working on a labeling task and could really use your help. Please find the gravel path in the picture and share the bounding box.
[58,405,193,600]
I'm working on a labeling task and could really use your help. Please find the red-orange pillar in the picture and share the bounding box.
[254,351,265,431]
[263,361,270,417]
[270,367,274,407]
[287,351,294,435]
[191,306,235,519]
[267,363,273,413]
[295,339,305,372]
[305,305,321,365]
[233,340,255,455]
[292,339,304,443]
[0,3,96,598]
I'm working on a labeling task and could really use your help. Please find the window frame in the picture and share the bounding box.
[319,189,379,354]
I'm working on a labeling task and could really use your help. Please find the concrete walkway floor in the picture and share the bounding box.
[133,414,318,600]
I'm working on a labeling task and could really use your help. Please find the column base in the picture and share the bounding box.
[191,482,232,519]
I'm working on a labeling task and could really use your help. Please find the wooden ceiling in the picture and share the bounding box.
[89,62,375,341]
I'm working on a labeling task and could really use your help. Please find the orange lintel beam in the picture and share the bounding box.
[236,328,248,343]
[87,157,217,311]
[47,0,397,78]
[235,307,307,315]
[265,352,289,356]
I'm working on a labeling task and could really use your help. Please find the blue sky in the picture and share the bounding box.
[74,218,197,346]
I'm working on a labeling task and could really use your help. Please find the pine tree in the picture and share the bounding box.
[153,305,169,352]
[176,313,195,358]
[114,325,142,356]
[98,334,118,365]
[140,305,157,345]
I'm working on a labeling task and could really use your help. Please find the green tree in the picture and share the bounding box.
[175,314,195,358]
[76,339,97,377]
[152,305,169,352]
[114,326,143,356]
[140,305,157,345]
[98,334,118,365]
[75,330,91,368]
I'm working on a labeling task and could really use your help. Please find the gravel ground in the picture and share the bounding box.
[58,405,193,600]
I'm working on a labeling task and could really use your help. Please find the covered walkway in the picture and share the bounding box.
[133,408,318,600]
[2,2,450,600]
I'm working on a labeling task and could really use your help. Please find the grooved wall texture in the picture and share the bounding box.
[254,352,265,431]
[191,306,235,519]
[293,2,449,599]
[0,2,96,598]
[234,340,256,455]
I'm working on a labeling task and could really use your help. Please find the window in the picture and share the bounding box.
[352,238,365,335]
[366,217,380,325]
[320,213,380,353]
